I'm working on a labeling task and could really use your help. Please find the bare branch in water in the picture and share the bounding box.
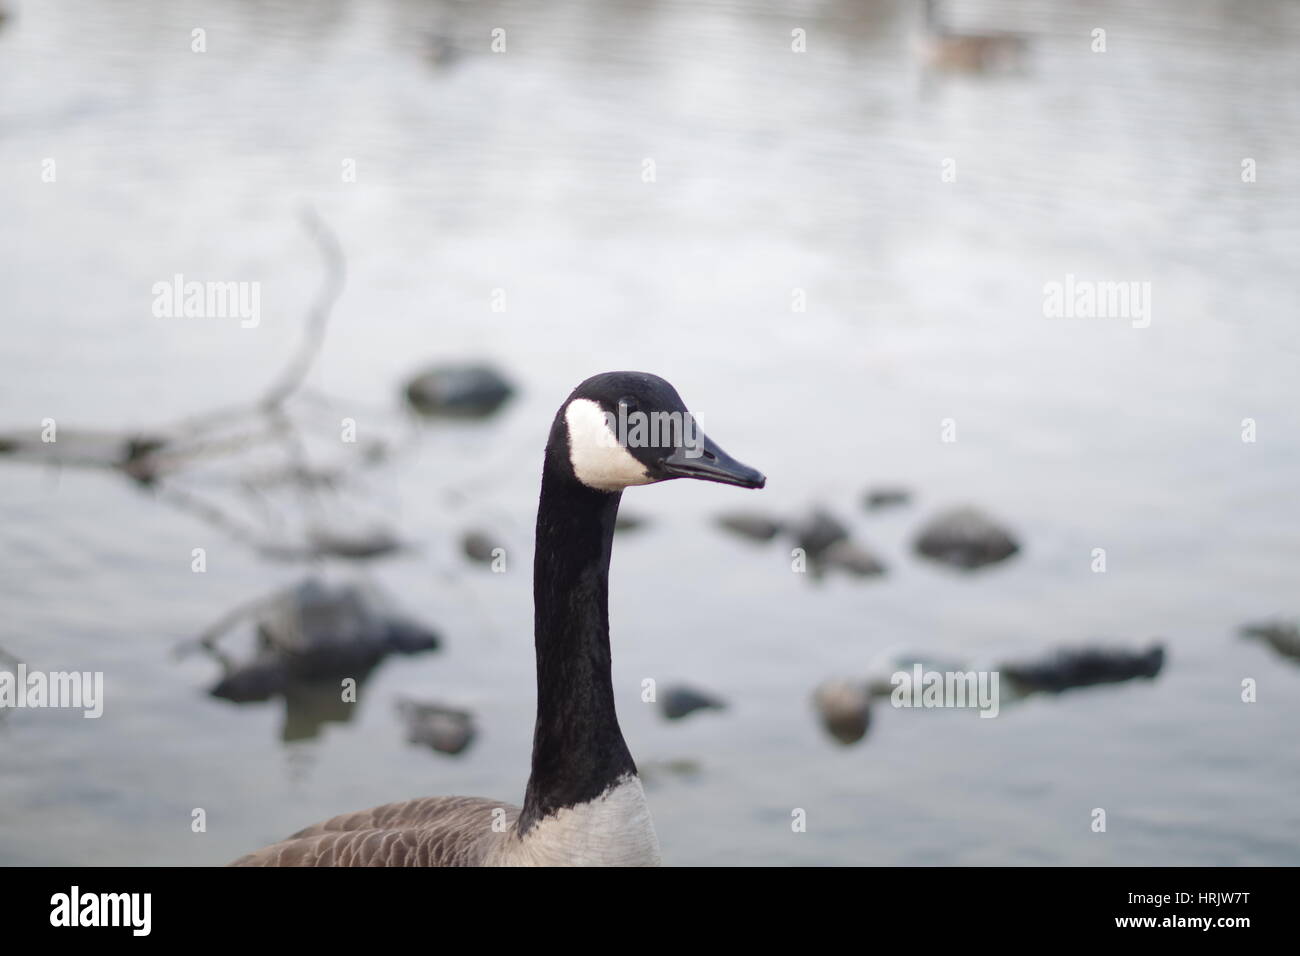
[0,211,408,563]
[173,591,278,663]
[164,208,347,440]
[260,208,346,411]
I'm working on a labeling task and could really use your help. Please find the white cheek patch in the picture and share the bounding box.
[565,398,654,492]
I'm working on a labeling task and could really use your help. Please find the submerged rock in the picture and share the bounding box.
[424,33,466,69]
[794,509,850,560]
[204,579,441,703]
[863,487,912,510]
[715,511,783,542]
[1241,620,1300,663]
[397,699,476,755]
[914,506,1020,570]
[822,540,887,577]
[790,509,886,580]
[812,679,872,745]
[1001,643,1165,695]
[404,363,514,419]
[461,531,505,565]
[210,656,286,703]
[614,512,648,534]
[660,685,726,721]
[307,527,403,560]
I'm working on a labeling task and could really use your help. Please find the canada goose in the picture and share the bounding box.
[916,0,1028,74]
[232,371,765,866]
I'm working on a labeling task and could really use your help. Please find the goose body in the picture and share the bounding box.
[232,371,765,867]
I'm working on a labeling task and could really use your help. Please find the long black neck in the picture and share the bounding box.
[517,445,636,833]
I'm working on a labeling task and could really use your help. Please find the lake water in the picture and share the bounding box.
[1,0,1298,865]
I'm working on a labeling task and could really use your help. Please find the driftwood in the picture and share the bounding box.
[0,211,411,561]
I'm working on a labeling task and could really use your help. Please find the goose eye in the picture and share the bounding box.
[619,397,639,414]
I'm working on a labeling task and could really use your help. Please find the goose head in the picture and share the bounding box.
[551,371,766,493]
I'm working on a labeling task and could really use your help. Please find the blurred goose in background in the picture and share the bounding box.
[916,0,1029,73]
[232,372,765,866]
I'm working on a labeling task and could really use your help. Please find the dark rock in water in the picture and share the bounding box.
[211,655,294,704]
[205,579,440,703]
[424,33,465,69]
[256,579,439,655]
[307,527,403,560]
[615,512,648,534]
[914,506,1019,570]
[822,540,887,577]
[864,487,912,510]
[1241,620,1300,662]
[794,509,850,560]
[715,511,783,542]
[119,435,169,485]
[782,509,886,580]
[813,680,871,745]
[1001,643,1165,695]
[404,363,514,419]
[461,530,504,564]
[383,619,445,655]
[397,699,476,755]
[660,685,726,720]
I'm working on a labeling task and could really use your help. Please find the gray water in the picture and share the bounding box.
[1,0,1298,866]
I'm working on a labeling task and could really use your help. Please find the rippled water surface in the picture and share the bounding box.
[1,0,1298,865]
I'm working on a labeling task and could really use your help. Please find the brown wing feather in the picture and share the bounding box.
[230,796,520,867]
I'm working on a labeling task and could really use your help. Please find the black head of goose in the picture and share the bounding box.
[232,371,764,867]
